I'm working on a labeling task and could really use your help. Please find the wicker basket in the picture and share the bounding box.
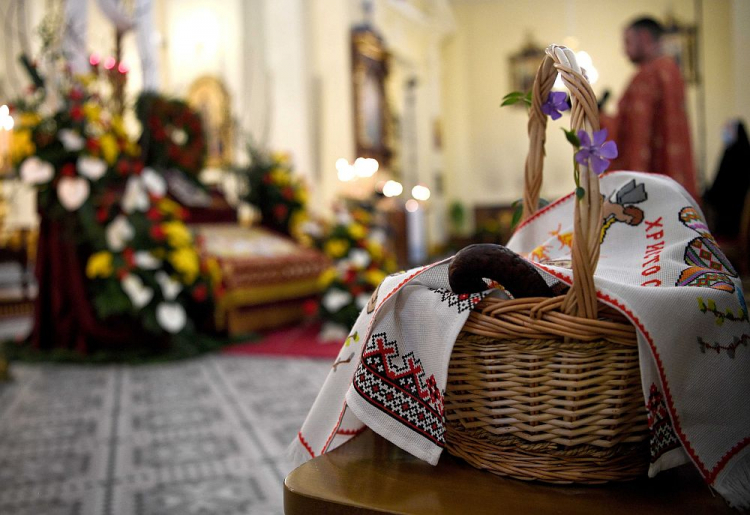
[443,45,649,484]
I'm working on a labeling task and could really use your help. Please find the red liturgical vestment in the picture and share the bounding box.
[602,56,699,199]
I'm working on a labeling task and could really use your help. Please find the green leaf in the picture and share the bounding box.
[707,299,716,311]
[510,199,524,229]
[523,91,532,106]
[697,297,706,311]
[563,128,580,147]
[501,91,526,107]
[575,187,585,200]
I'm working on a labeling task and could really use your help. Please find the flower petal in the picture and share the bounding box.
[589,155,610,175]
[593,128,608,146]
[577,130,592,147]
[599,140,619,159]
[550,110,562,121]
[575,148,590,166]
[550,91,567,104]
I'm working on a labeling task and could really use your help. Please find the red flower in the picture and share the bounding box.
[344,269,357,284]
[273,204,288,221]
[282,187,295,201]
[192,284,208,302]
[96,207,109,223]
[86,138,100,153]
[117,159,130,176]
[60,163,76,177]
[116,268,128,280]
[302,298,319,316]
[69,88,84,101]
[122,247,135,267]
[262,174,274,185]
[150,225,166,241]
[147,207,162,221]
[70,105,84,121]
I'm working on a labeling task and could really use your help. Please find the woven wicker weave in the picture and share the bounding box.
[443,45,649,484]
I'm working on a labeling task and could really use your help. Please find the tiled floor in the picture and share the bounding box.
[0,355,332,515]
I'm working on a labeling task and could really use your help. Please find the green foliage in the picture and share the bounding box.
[235,143,308,236]
[501,91,532,107]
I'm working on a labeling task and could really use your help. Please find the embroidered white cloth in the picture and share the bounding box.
[290,171,750,509]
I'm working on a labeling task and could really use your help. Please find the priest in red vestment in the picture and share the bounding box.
[601,17,700,200]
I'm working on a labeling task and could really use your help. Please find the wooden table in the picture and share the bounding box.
[284,429,733,514]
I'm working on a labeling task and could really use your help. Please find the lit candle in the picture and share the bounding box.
[0,105,15,173]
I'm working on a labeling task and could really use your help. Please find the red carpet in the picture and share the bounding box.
[222,322,343,359]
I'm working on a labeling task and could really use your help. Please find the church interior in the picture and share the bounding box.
[0,0,749,514]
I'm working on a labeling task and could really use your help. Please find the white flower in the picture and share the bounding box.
[122,176,149,213]
[58,129,85,151]
[134,251,161,270]
[322,289,352,313]
[171,128,188,146]
[121,273,154,308]
[369,228,387,246]
[355,293,370,310]
[155,271,182,301]
[19,157,54,184]
[348,248,371,269]
[141,167,167,197]
[77,156,107,181]
[106,215,135,251]
[57,176,90,211]
[300,220,324,238]
[156,302,186,333]
[335,210,353,226]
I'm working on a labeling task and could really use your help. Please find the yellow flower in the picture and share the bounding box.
[271,151,291,165]
[169,247,200,284]
[86,251,113,278]
[325,239,349,259]
[157,198,184,217]
[75,73,96,87]
[83,102,101,123]
[270,168,290,186]
[364,269,387,287]
[295,186,308,204]
[366,240,383,261]
[10,129,35,164]
[162,221,193,248]
[125,140,140,157]
[348,223,367,240]
[100,133,119,165]
[204,257,222,287]
[111,115,128,138]
[18,112,41,128]
[318,267,338,288]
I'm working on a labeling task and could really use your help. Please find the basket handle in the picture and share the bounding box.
[522,45,603,319]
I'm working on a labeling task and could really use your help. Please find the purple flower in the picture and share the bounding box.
[541,91,570,120]
[574,128,618,175]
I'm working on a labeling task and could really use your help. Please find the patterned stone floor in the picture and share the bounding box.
[0,355,332,515]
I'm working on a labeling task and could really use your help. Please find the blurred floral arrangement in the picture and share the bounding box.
[301,201,398,338]
[135,92,206,178]
[236,144,309,236]
[9,66,219,338]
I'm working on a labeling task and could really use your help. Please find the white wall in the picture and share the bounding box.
[441,0,738,228]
